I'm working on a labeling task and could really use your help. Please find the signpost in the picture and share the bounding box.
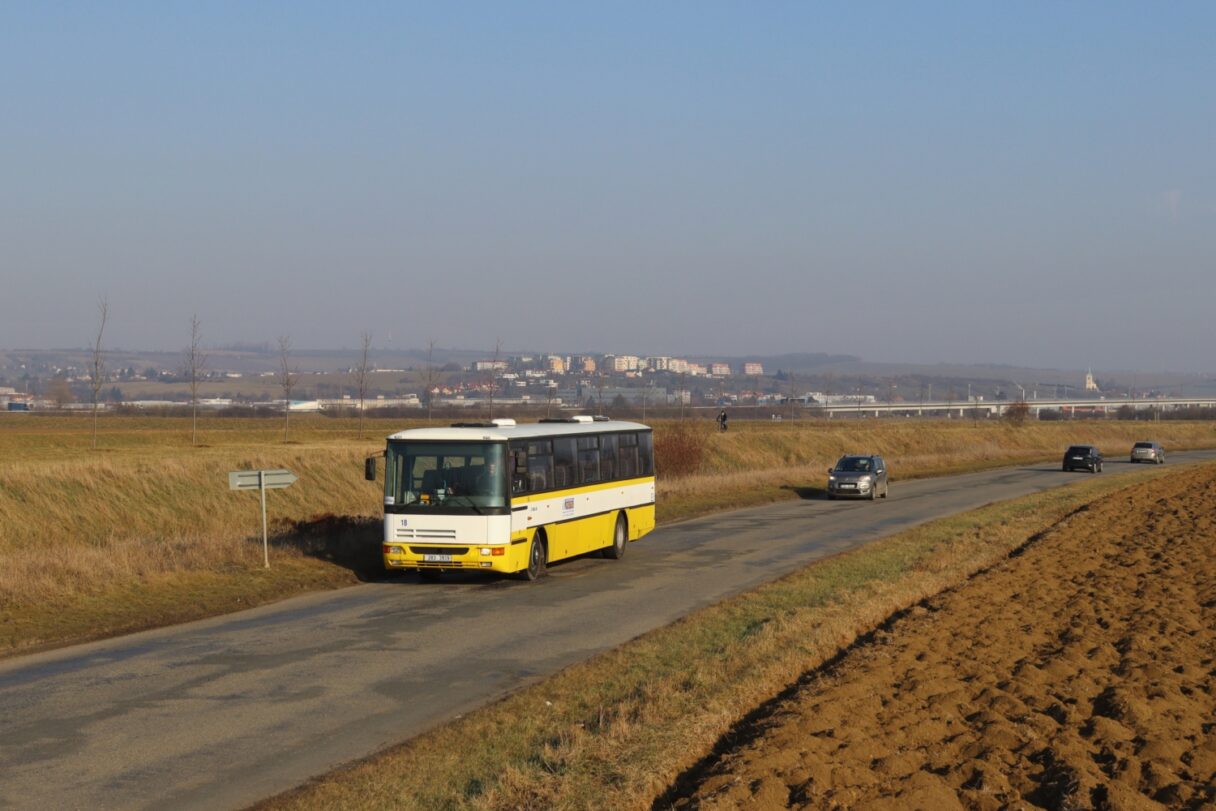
[228,469,298,568]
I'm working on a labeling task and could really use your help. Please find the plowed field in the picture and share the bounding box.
[671,466,1216,810]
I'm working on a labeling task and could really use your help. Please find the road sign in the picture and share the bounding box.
[228,469,298,491]
[228,469,298,568]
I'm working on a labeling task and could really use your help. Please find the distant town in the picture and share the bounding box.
[2,344,1212,419]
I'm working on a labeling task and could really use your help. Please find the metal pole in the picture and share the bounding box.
[260,470,270,568]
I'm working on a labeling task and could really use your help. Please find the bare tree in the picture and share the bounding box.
[184,313,208,446]
[423,339,440,423]
[487,339,501,420]
[594,371,607,415]
[89,296,109,449]
[1005,399,1031,426]
[47,376,73,408]
[353,332,373,438]
[278,335,298,442]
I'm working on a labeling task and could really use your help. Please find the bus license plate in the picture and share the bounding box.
[423,554,453,563]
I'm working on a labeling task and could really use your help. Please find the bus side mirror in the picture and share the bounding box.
[365,457,377,482]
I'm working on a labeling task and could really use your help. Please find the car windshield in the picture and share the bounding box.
[384,440,506,509]
[835,457,872,472]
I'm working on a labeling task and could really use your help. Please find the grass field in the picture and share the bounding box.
[1,413,1213,655]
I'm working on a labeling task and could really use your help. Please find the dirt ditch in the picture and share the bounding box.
[669,467,1216,810]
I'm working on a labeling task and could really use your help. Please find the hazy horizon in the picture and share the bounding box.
[3,4,1213,373]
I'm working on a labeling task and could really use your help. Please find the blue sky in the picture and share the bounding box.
[2,3,1213,371]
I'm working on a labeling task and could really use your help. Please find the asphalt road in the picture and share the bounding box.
[3,452,1213,810]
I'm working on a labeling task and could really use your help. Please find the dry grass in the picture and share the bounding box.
[0,414,395,651]
[1,413,1213,654]
[656,418,1216,522]
[255,458,1195,811]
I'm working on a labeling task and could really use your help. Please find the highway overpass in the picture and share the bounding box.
[806,396,1216,418]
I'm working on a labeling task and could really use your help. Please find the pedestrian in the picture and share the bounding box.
[717,409,728,432]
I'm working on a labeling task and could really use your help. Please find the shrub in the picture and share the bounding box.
[1004,400,1030,426]
[655,421,709,478]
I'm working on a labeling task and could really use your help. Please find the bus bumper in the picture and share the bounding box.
[381,540,528,575]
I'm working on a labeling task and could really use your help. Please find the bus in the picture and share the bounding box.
[366,416,656,580]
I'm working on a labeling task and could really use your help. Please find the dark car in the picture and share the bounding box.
[1062,445,1103,473]
[1130,441,1165,464]
[827,454,889,500]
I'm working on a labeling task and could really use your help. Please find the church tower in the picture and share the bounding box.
[1084,368,1099,392]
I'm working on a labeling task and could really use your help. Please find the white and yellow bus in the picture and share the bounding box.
[367,417,655,580]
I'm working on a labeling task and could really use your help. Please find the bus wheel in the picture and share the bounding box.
[521,534,547,581]
[603,514,627,560]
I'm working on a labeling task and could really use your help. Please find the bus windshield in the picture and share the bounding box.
[385,441,506,509]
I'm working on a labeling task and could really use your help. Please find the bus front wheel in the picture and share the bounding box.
[521,534,547,581]
[603,514,627,560]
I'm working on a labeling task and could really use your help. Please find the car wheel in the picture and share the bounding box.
[868,484,877,500]
[602,514,627,560]
[827,492,836,501]
[881,481,889,498]
[1159,456,1165,465]
[520,533,547,581]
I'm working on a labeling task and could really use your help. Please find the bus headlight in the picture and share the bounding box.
[382,544,404,556]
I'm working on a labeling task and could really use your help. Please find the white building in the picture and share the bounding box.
[608,355,640,372]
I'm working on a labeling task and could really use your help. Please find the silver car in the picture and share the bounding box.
[827,454,889,500]
[1130,441,1165,464]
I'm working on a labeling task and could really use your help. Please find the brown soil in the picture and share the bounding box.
[670,468,1216,810]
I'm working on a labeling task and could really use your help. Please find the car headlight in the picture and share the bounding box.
[859,476,872,485]
[828,475,836,481]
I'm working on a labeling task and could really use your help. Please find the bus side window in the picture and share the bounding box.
[638,432,654,476]
[576,436,600,484]
[527,455,552,491]
[619,432,638,478]
[527,440,553,492]
[509,443,529,494]
[600,434,618,481]
[553,438,576,489]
